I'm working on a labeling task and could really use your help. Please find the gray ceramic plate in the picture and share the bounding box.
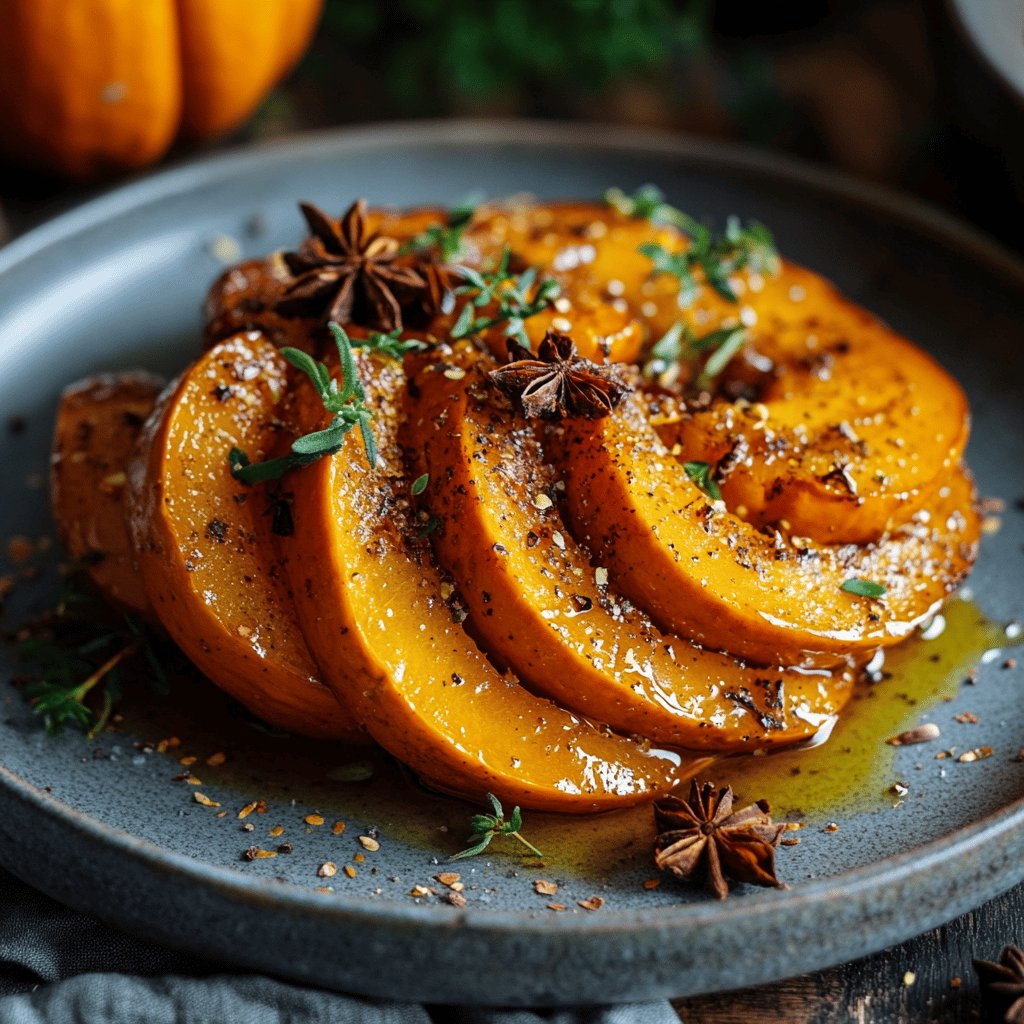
[949,0,1024,105]
[1,121,1023,1006]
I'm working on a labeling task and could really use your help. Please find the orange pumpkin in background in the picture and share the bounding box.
[0,0,323,180]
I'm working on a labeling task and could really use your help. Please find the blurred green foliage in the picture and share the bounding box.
[318,0,711,111]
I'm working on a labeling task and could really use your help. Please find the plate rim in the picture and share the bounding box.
[2,118,1023,1002]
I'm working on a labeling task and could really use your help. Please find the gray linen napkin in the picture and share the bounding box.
[0,869,680,1024]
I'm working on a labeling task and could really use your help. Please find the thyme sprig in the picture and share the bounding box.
[352,328,428,361]
[399,197,479,263]
[450,247,560,347]
[643,321,747,390]
[230,323,378,484]
[450,792,543,861]
[19,601,169,739]
[610,184,780,307]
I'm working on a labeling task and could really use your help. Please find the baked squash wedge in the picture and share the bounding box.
[405,344,855,750]
[51,371,164,618]
[650,262,970,544]
[557,393,979,667]
[283,343,693,810]
[127,334,361,740]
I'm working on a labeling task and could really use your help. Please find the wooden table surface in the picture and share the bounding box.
[2,191,1020,1024]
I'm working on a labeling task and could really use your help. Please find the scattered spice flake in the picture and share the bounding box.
[532,493,553,510]
[318,862,338,878]
[903,971,916,987]
[193,792,220,808]
[242,823,255,833]
[242,847,277,861]
[887,723,941,746]
[156,737,180,752]
[343,865,357,879]
[434,872,461,888]
[206,751,227,766]
[822,822,840,833]
[305,813,325,826]
[954,711,979,724]
[269,825,284,838]
[950,976,961,989]
[445,891,467,908]
[277,843,293,854]
[577,896,605,911]
[314,887,334,895]
[354,853,365,864]
[408,885,434,898]
[179,756,197,766]
[533,879,559,896]
[781,838,802,847]
[958,746,994,763]
[332,821,346,835]
[547,903,567,912]
[358,835,380,852]
[642,879,661,891]
[1005,658,1018,670]
[184,775,202,786]
[238,801,259,820]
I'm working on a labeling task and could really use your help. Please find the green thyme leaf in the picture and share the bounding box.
[411,473,430,496]
[230,323,379,484]
[642,321,687,379]
[695,327,746,391]
[683,462,722,502]
[841,578,887,599]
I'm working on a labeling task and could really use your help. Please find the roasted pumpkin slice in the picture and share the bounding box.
[283,346,692,811]
[405,345,855,751]
[652,263,971,544]
[127,334,361,740]
[51,371,164,617]
[557,394,979,667]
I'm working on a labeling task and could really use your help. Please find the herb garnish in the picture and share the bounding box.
[683,461,722,502]
[643,321,747,390]
[19,607,168,739]
[450,792,543,860]
[605,184,703,235]
[229,323,378,484]
[450,247,560,347]
[411,473,430,496]
[352,328,428,361]
[612,183,779,307]
[399,197,479,263]
[841,578,887,599]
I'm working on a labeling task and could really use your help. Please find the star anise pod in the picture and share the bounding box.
[488,331,632,420]
[974,945,1024,1023]
[653,780,787,900]
[276,200,426,332]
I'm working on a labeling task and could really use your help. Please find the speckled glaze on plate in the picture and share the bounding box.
[0,121,1022,1006]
